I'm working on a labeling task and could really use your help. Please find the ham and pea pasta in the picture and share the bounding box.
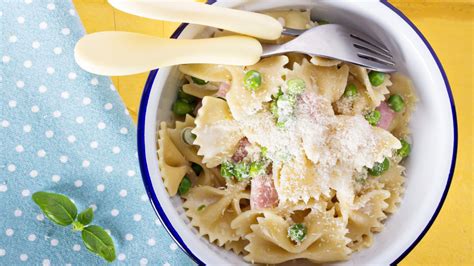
[157,10,416,264]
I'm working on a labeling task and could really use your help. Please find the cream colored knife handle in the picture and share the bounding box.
[108,0,283,40]
[74,31,262,76]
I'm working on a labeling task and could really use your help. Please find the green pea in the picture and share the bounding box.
[287,78,306,95]
[191,76,208,85]
[173,99,194,116]
[343,84,358,97]
[233,162,250,181]
[397,139,411,158]
[220,161,234,179]
[368,158,390,176]
[288,223,307,243]
[178,175,192,195]
[177,89,196,104]
[191,163,203,176]
[244,70,262,91]
[368,71,385,86]
[365,110,381,126]
[387,94,405,112]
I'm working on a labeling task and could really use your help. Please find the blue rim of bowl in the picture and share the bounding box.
[137,1,458,265]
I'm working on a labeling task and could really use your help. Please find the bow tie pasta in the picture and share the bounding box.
[192,96,243,168]
[182,182,249,246]
[244,209,351,264]
[156,9,417,265]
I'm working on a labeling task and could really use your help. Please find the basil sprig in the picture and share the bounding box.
[32,192,116,262]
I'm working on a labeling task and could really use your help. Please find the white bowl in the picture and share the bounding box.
[137,0,457,264]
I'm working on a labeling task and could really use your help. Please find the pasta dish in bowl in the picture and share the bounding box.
[137,1,456,265]
[158,10,416,264]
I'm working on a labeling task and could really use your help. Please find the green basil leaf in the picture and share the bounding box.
[32,191,77,226]
[82,225,116,262]
[77,208,94,226]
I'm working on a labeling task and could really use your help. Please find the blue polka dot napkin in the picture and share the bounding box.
[0,1,192,265]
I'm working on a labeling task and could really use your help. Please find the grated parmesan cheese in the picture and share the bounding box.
[236,91,400,203]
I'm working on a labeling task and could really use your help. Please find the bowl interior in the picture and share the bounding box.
[141,1,455,264]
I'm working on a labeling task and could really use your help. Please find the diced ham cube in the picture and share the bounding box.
[377,101,395,130]
[250,174,279,209]
[231,137,250,162]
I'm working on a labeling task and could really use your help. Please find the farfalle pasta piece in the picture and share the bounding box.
[182,83,217,99]
[192,96,243,168]
[244,209,351,264]
[274,155,329,204]
[287,59,349,102]
[347,190,390,251]
[327,166,355,220]
[378,163,405,214]
[328,115,401,171]
[386,73,418,138]
[166,115,223,187]
[314,64,349,103]
[286,53,309,69]
[158,121,189,196]
[183,183,249,246]
[264,10,314,30]
[224,239,249,255]
[231,209,270,238]
[179,64,231,82]
[349,64,392,107]
[262,10,314,45]
[296,94,335,165]
[226,56,288,120]
[231,201,325,238]
[310,56,342,67]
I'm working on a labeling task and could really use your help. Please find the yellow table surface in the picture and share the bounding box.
[73,0,473,264]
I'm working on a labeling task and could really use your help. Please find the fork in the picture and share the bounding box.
[266,25,396,72]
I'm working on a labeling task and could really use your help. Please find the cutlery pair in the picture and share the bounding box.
[75,0,395,76]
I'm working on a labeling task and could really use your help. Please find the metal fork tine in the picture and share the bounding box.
[264,24,397,72]
[355,55,397,72]
[353,43,394,61]
[357,52,395,66]
[352,40,393,59]
[349,33,391,54]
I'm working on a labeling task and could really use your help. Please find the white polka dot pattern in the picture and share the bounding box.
[73,244,81,252]
[0,1,191,265]
[28,234,36,241]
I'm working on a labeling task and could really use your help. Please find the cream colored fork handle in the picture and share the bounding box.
[74,32,262,76]
[108,0,283,40]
